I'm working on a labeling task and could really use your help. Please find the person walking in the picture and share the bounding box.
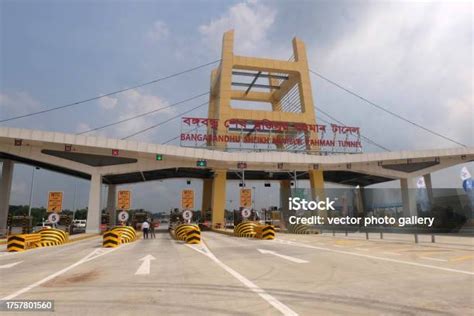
[142,220,150,239]
[149,218,156,239]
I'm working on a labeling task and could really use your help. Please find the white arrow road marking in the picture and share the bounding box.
[187,242,298,316]
[0,261,23,269]
[135,254,156,275]
[257,249,308,264]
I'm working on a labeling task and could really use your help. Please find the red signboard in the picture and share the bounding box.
[180,117,363,154]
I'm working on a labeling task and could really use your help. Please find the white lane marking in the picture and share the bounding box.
[382,252,402,256]
[187,243,298,316]
[0,261,23,269]
[354,247,369,251]
[333,245,343,248]
[420,256,448,262]
[257,249,308,264]
[135,254,156,275]
[275,239,474,276]
[1,247,120,300]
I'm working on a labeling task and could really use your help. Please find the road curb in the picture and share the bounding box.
[210,229,235,237]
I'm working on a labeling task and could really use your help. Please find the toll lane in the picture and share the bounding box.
[201,231,474,315]
[0,236,103,298]
[1,230,281,315]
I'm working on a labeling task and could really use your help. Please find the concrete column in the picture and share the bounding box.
[202,179,212,219]
[86,173,102,233]
[0,160,14,235]
[280,180,291,229]
[423,173,434,204]
[309,169,327,217]
[106,184,116,227]
[401,177,417,217]
[211,170,227,228]
[355,186,366,217]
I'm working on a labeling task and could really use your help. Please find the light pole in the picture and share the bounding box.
[28,167,40,217]
[252,186,256,211]
[72,181,78,220]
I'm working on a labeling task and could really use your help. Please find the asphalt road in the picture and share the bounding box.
[0,229,473,315]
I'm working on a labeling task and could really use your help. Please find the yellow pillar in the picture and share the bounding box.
[211,170,227,228]
[202,179,212,219]
[309,169,326,217]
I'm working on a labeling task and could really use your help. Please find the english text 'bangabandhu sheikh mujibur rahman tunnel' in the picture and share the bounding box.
[0,30,473,234]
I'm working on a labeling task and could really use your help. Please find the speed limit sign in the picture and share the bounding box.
[118,211,129,222]
[241,208,251,219]
[182,210,193,221]
[48,212,60,224]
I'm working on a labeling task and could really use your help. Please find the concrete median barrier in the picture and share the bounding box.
[39,228,69,245]
[255,225,275,240]
[185,228,201,244]
[102,226,137,247]
[7,233,41,252]
[234,222,258,238]
[287,224,312,234]
[111,226,137,244]
[172,224,201,244]
[103,230,122,248]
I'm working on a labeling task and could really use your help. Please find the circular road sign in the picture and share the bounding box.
[48,212,60,224]
[118,211,129,222]
[241,208,251,219]
[182,210,193,221]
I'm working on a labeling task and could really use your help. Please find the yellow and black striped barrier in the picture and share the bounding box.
[111,226,137,243]
[7,233,41,252]
[103,230,121,248]
[287,224,311,234]
[39,228,68,246]
[174,224,198,241]
[186,228,201,244]
[261,225,275,240]
[234,222,258,238]
[172,224,201,244]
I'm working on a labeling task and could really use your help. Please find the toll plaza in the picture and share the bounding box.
[0,29,473,315]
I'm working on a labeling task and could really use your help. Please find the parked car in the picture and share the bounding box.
[73,219,87,229]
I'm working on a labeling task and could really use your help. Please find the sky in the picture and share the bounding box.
[0,0,473,212]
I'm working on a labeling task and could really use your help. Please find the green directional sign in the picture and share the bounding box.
[196,160,207,167]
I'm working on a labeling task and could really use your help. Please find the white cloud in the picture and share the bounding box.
[199,0,277,56]
[87,89,171,141]
[99,95,118,110]
[147,20,169,41]
[76,122,92,133]
[0,91,40,117]
[310,2,473,150]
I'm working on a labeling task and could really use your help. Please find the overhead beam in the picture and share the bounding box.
[232,71,289,80]
[245,71,262,94]
[231,90,272,102]
[232,82,280,90]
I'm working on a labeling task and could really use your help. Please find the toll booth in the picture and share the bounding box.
[8,215,32,234]
[132,212,149,230]
[58,214,73,234]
